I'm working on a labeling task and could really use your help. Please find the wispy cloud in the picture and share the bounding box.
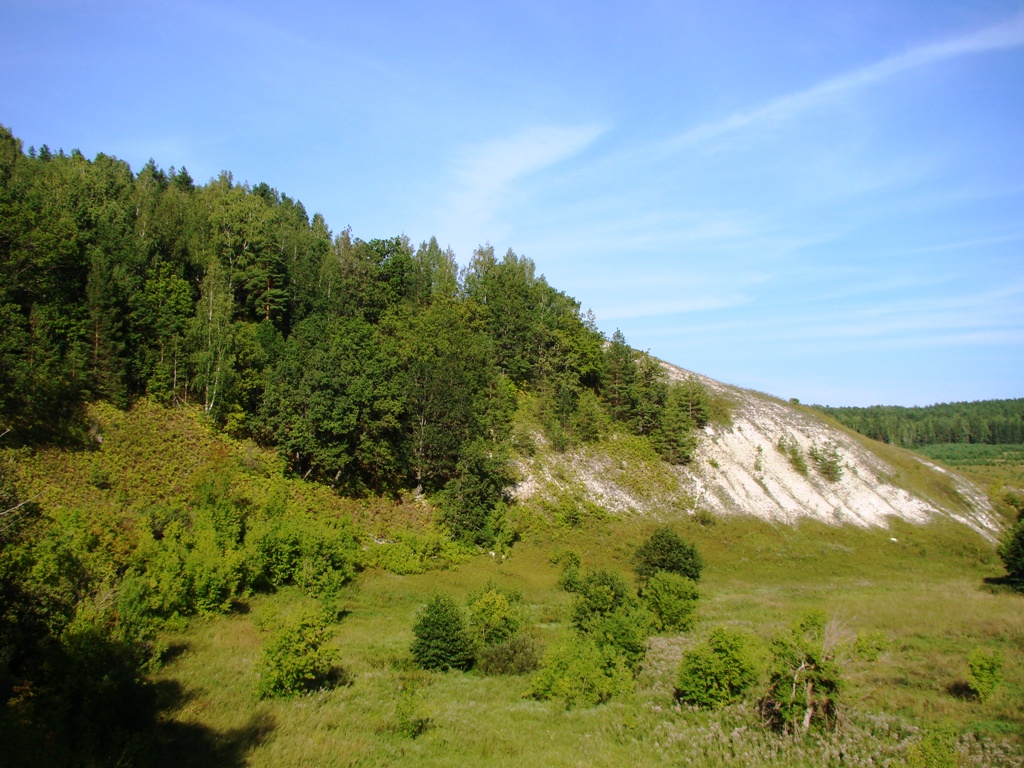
[440,124,606,253]
[666,12,1024,149]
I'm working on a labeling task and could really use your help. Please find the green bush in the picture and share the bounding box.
[477,634,541,676]
[967,647,1003,702]
[410,593,475,672]
[759,610,843,734]
[256,608,339,698]
[529,637,633,709]
[570,568,636,629]
[808,442,844,482]
[551,549,582,592]
[633,527,703,582]
[675,626,759,708]
[467,586,522,648]
[777,435,809,476]
[571,569,653,670]
[904,727,958,768]
[998,520,1024,587]
[245,516,357,598]
[642,570,699,632]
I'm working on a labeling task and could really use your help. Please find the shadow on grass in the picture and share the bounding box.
[981,575,1024,595]
[149,679,276,768]
[946,680,979,701]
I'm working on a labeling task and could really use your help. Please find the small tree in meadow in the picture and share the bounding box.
[642,570,699,632]
[633,526,703,583]
[571,568,653,671]
[998,519,1024,588]
[256,608,338,698]
[675,626,759,708]
[530,637,633,709]
[410,593,475,672]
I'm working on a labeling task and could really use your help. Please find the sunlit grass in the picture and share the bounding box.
[149,510,1024,766]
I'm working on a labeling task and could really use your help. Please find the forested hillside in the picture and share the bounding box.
[2,126,1022,768]
[0,125,714,543]
[814,400,1024,448]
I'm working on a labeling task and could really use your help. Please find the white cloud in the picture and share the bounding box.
[665,12,1024,149]
[439,124,606,256]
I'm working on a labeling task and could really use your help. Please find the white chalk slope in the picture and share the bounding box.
[514,361,1000,540]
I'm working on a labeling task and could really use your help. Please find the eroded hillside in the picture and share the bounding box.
[514,361,1001,540]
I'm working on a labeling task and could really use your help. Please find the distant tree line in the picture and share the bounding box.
[0,125,712,544]
[814,399,1024,448]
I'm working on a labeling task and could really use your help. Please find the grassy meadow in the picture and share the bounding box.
[5,402,1023,767]
[141,513,1023,767]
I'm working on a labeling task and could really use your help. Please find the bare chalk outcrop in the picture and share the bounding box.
[513,361,1000,540]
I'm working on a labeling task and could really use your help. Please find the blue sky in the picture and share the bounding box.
[2,1,1022,406]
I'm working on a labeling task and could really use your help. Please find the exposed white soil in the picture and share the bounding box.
[513,361,1001,540]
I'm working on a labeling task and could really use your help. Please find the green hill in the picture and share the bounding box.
[2,127,1022,766]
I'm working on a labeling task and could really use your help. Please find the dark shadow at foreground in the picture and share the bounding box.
[146,678,276,768]
[150,712,276,768]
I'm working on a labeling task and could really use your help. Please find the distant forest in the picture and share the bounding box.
[814,399,1024,448]
[0,125,715,543]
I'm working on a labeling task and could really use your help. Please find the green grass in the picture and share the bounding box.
[146,513,1024,766]
[914,444,1024,486]
[7,400,1024,766]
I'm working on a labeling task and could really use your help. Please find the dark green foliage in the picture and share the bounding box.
[815,398,1024,448]
[808,442,844,482]
[998,519,1024,587]
[777,434,809,476]
[410,593,475,672]
[436,440,516,546]
[570,568,653,670]
[633,526,703,582]
[0,467,160,765]
[477,634,541,676]
[759,610,844,735]
[655,383,698,464]
[675,626,759,708]
[256,607,340,698]
[642,570,699,632]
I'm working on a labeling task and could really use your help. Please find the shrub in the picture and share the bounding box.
[904,727,958,768]
[808,442,843,482]
[777,435,809,476]
[551,549,582,592]
[410,593,475,672]
[633,527,703,582]
[759,610,844,734]
[998,520,1024,587]
[529,637,633,709]
[467,586,522,648]
[571,569,653,670]
[256,608,338,698]
[245,516,357,598]
[477,634,541,676]
[675,626,759,708]
[570,569,636,630]
[967,647,1003,702]
[642,571,699,632]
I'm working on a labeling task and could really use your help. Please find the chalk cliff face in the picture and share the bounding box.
[513,361,1000,540]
